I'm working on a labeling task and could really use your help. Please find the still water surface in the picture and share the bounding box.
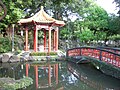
[0,61,120,90]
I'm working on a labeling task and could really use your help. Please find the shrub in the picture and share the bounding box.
[30,52,57,56]
[0,77,33,90]
[0,37,11,53]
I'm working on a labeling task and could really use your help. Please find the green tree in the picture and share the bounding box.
[79,28,94,43]
[84,3,109,34]
[0,0,33,32]
[114,0,120,15]
[108,14,120,35]
[0,0,119,50]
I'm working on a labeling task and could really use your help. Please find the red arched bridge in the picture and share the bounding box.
[66,47,120,79]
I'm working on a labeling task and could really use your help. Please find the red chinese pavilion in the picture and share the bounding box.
[18,6,65,53]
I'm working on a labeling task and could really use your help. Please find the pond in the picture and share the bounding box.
[0,60,120,90]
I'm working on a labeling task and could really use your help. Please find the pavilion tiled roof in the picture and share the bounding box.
[18,6,65,26]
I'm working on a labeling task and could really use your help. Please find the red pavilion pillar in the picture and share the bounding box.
[25,27,28,51]
[53,65,56,77]
[53,30,56,51]
[48,26,51,54]
[44,29,46,51]
[48,65,51,86]
[34,25,38,52]
[55,64,58,84]
[55,27,59,51]
[34,66,38,89]
[26,64,29,77]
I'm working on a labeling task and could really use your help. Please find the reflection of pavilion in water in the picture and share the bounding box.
[67,62,120,90]
[25,62,59,89]
[1,62,120,90]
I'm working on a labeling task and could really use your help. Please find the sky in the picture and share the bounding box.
[95,0,118,15]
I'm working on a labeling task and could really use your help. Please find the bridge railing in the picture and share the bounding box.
[66,47,120,68]
[97,47,120,55]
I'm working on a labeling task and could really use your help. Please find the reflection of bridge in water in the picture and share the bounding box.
[67,62,120,90]
[66,47,120,79]
[0,61,120,90]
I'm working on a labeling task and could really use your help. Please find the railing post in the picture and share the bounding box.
[80,48,81,56]
[66,50,68,58]
[99,50,102,61]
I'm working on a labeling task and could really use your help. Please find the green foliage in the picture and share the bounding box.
[30,52,46,56]
[0,0,7,20]
[84,3,109,31]
[14,50,22,55]
[94,31,107,41]
[60,0,111,43]
[0,0,119,49]
[14,35,24,50]
[77,28,107,44]
[60,27,71,39]
[108,15,120,35]
[0,77,33,90]
[0,37,11,53]
[30,52,57,56]
[108,34,120,40]
[38,30,44,41]
[0,0,32,32]
[79,29,94,42]
[0,35,23,53]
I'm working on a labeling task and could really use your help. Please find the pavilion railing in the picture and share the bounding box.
[66,47,120,68]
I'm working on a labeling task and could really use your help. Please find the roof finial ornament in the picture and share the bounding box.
[41,6,44,10]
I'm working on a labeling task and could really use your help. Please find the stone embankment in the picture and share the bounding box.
[0,53,14,63]
[0,50,66,63]
[0,51,34,63]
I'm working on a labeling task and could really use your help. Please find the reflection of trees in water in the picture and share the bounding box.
[0,0,7,20]
[58,62,94,90]
[67,62,120,90]
[0,63,22,79]
[1,61,120,90]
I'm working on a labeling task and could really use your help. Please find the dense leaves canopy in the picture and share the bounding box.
[0,0,119,50]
